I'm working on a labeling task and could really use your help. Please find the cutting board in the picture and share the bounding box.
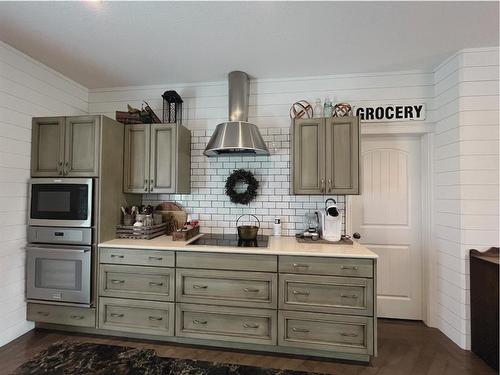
[155,202,187,234]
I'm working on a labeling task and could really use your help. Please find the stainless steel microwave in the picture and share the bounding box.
[28,178,93,227]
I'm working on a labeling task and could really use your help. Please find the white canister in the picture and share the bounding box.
[273,218,282,236]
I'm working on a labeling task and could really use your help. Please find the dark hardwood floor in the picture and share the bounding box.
[0,319,496,375]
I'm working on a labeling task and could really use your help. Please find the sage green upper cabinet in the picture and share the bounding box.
[325,117,359,194]
[292,119,326,194]
[123,125,150,193]
[31,117,65,177]
[31,115,100,177]
[124,123,191,194]
[292,116,359,195]
[64,116,100,177]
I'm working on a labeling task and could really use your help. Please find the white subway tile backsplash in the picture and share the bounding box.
[143,127,345,236]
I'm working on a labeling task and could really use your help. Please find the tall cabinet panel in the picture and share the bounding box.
[292,116,359,195]
[150,124,176,193]
[123,124,150,193]
[325,117,359,194]
[31,117,65,176]
[292,119,326,194]
[65,116,100,177]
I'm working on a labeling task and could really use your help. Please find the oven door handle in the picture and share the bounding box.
[26,246,91,253]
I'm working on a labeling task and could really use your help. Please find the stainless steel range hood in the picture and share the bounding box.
[204,71,269,156]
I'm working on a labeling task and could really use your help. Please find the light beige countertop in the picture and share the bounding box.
[99,234,378,259]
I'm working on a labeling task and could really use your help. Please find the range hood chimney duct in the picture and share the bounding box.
[203,71,269,156]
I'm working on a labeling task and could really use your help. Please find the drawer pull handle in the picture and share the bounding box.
[341,265,359,271]
[149,316,163,321]
[243,288,260,293]
[110,254,124,259]
[110,313,124,318]
[148,256,163,261]
[111,279,125,284]
[341,332,359,337]
[292,290,310,296]
[149,282,164,286]
[193,284,208,289]
[341,294,359,299]
[292,263,309,269]
[292,327,310,333]
[70,315,84,320]
[243,322,260,329]
[37,311,50,317]
[193,319,207,325]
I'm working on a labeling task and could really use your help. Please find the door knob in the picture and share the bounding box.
[353,232,361,239]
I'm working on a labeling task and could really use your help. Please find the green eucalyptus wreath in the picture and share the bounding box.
[225,169,259,205]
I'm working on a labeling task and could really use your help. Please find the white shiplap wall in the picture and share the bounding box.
[433,47,499,349]
[0,41,88,346]
[88,70,434,235]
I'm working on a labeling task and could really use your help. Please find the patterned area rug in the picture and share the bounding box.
[14,341,326,374]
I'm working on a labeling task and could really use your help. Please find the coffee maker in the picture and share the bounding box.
[316,198,342,242]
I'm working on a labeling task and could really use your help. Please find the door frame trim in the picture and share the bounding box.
[346,131,436,327]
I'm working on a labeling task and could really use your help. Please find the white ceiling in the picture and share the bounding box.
[0,2,498,89]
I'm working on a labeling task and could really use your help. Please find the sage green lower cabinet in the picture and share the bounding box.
[279,273,373,316]
[80,248,377,362]
[278,310,373,355]
[176,268,277,309]
[176,303,277,345]
[27,303,95,328]
[99,264,174,301]
[99,297,174,336]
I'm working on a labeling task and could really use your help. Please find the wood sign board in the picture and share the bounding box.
[353,104,426,122]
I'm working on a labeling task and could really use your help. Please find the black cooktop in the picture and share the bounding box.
[190,234,269,248]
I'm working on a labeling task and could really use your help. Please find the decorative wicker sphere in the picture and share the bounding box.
[334,103,352,117]
[290,100,313,119]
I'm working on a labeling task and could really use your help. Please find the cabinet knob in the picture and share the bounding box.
[148,316,163,321]
[58,162,63,175]
[144,179,148,192]
[193,319,207,325]
[320,178,325,192]
[150,179,154,192]
[64,161,69,175]
[328,179,332,192]
[243,322,260,329]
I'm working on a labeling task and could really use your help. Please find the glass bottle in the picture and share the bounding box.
[324,97,333,117]
[313,98,323,118]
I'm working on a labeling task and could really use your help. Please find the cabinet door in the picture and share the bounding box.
[325,117,359,194]
[149,124,176,193]
[64,116,100,177]
[31,117,65,177]
[292,119,325,194]
[123,124,150,193]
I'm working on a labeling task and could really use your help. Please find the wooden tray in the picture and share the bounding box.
[116,223,167,240]
[172,226,200,241]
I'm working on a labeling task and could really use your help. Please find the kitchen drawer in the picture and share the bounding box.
[279,274,373,316]
[100,247,174,267]
[278,310,373,355]
[176,268,277,308]
[27,303,95,328]
[99,264,174,301]
[99,297,174,336]
[176,303,277,345]
[279,256,373,278]
[177,252,277,272]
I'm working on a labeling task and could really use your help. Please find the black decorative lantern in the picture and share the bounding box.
[162,90,183,124]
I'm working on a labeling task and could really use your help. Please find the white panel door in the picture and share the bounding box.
[351,135,422,320]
